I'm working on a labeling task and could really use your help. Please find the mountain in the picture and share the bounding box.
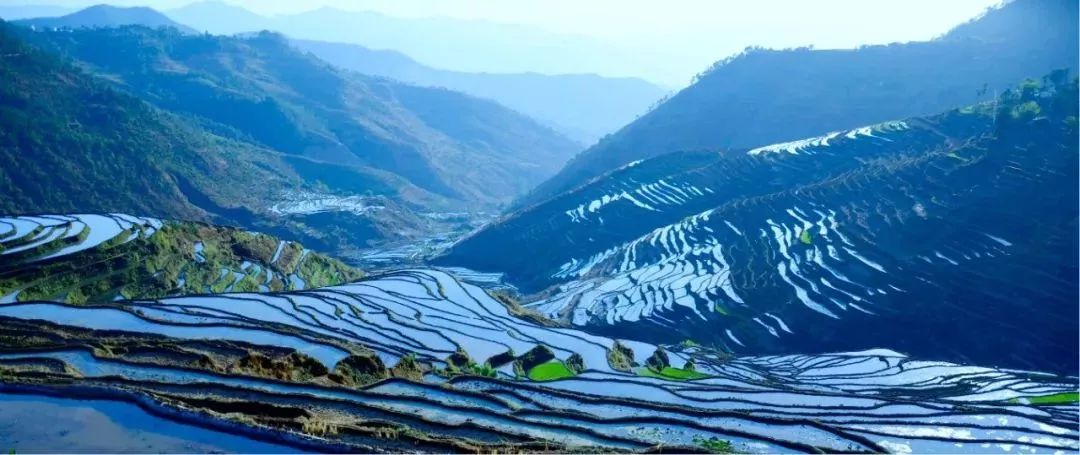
[2,3,1077,453]
[166,2,683,86]
[0,20,443,254]
[1,20,434,255]
[0,5,74,20]
[0,213,362,303]
[172,1,668,143]
[14,26,577,206]
[165,0,272,34]
[3,23,578,253]
[438,73,1079,374]
[292,39,667,144]
[14,4,197,33]
[518,0,1079,207]
[0,20,285,222]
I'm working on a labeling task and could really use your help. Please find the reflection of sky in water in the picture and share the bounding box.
[0,303,348,368]
[0,393,300,453]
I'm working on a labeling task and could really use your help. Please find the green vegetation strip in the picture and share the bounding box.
[637,366,709,381]
[693,436,734,453]
[1010,391,1079,406]
[527,361,575,381]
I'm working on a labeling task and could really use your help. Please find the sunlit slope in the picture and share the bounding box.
[0,213,362,303]
[0,21,448,251]
[15,25,578,205]
[518,0,1078,207]
[439,74,1079,373]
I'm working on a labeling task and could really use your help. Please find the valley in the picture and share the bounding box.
[1,75,1076,451]
[0,0,1076,453]
[0,19,577,256]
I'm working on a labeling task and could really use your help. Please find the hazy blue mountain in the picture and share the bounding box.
[518,0,1078,208]
[293,39,667,144]
[14,4,197,33]
[2,23,578,253]
[15,25,578,206]
[0,5,74,20]
[438,73,1079,374]
[166,0,272,34]
[164,1,682,85]
[22,3,663,145]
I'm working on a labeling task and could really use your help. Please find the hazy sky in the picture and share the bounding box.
[5,0,1004,85]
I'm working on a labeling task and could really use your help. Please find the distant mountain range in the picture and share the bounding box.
[166,1,686,86]
[163,0,270,33]
[13,4,196,33]
[8,2,668,144]
[291,39,667,144]
[518,0,1079,207]
[0,21,577,252]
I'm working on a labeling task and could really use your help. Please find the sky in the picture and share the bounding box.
[4,0,1005,85]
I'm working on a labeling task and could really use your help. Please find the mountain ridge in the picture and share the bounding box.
[437,72,1079,374]
[166,0,682,85]
[12,24,581,202]
[14,4,196,33]
[516,0,1079,208]
[0,21,579,254]
[291,38,667,144]
[16,2,669,144]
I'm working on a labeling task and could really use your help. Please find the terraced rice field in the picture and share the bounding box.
[0,269,1076,453]
[528,117,982,327]
[0,213,360,303]
[442,98,1077,374]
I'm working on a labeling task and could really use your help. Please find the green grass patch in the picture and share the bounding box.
[679,339,700,349]
[527,361,575,381]
[693,436,733,453]
[466,362,498,378]
[1010,391,1079,406]
[637,366,709,381]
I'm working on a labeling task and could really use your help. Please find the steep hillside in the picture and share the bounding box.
[0,21,452,252]
[14,4,196,33]
[0,213,362,303]
[0,20,280,222]
[293,39,666,144]
[520,0,1078,207]
[438,74,1079,374]
[14,26,578,206]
